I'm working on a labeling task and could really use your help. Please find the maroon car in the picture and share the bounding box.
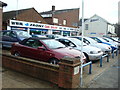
[11,37,86,64]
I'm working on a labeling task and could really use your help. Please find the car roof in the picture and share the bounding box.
[28,37,52,40]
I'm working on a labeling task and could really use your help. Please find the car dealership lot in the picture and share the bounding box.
[1,48,119,88]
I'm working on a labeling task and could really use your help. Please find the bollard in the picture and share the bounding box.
[107,54,109,62]
[80,61,92,74]
[89,62,92,74]
[116,49,118,56]
[112,49,117,58]
[112,51,114,58]
[100,56,103,67]
[58,57,81,88]
[100,54,109,67]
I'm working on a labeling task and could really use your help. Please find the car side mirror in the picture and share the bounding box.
[37,47,46,50]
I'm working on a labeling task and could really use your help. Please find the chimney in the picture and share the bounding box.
[52,5,55,11]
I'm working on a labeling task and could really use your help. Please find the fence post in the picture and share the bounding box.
[107,54,109,62]
[112,51,114,58]
[89,62,92,74]
[116,49,118,56]
[100,56,102,67]
[58,57,81,88]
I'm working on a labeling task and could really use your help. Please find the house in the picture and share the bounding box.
[40,6,79,28]
[0,1,7,30]
[79,14,116,37]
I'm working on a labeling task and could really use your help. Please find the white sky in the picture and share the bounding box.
[2,0,119,24]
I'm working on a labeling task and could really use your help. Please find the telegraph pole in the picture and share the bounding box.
[80,0,85,87]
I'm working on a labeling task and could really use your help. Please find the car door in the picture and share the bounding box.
[21,38,50,62]
[2,31,11,46]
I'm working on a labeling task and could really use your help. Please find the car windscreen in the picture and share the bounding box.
[42,39,66,49]
[86,37,98,44]
[70,38,87,46]
[98,37,107,42]
[16,31,31,38]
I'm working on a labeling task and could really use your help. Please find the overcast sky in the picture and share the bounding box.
[2,0,119,24]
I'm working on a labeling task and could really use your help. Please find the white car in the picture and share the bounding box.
[56,37,103,62]
[102,37,119,47]
[71,36,112,54]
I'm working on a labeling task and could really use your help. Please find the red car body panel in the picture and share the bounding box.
[11,38,86,63]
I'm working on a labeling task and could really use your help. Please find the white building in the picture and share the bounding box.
[79,14,116,37]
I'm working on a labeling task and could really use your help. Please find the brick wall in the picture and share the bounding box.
[2,54,59,84]
[43,9,79,27]
[54,9,79,27]
[16,8,47,24]
[2,53,81,88]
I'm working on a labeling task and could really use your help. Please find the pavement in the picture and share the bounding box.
[88,58,119,88]
[0,49,120,89]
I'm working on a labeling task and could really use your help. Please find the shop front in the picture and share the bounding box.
[30,28,48,35]
[71,31,78,36]
[9,20,79,36]
[52,30,62,35]
[63,31,70,36]
[11,26,28,31]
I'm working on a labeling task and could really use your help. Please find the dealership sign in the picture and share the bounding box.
[10,20,78,31]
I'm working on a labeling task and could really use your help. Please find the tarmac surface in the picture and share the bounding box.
[88,58,119,88]
[0,49,120,89]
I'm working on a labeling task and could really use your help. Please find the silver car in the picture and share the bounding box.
[71,36,112,54]
[56,37,103,62]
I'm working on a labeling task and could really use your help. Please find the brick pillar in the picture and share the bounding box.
[0,7,2,30]
[58,57,81,88]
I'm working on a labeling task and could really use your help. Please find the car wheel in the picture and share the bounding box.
[49,58,59,65]
[14,52,20,56]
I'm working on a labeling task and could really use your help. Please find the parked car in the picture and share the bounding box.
[0,30,31,48]
[71,36,112,54]
[56,37,103,62]
[102,36,120,47]
[102,37,119,46]
[11,37,86,65]
[46,34,64,39]
[90,37,118,52]
[103,35,120,42]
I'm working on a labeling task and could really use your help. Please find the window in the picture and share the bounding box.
[58,39,75,47]
[84,39,90,45]
[3,31,10,36]
[53,18,58,24]
[24,39,43,48]
[10,31,17,38]
[63,20,67,25]
[85,24,88,30]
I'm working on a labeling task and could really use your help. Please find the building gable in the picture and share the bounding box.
[85,14,109,24]
[3,8,47,24]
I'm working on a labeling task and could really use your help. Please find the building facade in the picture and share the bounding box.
[40,6,79,28]
[79,14,116,37]
[0,1,7,30]
[3,8,79,36]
